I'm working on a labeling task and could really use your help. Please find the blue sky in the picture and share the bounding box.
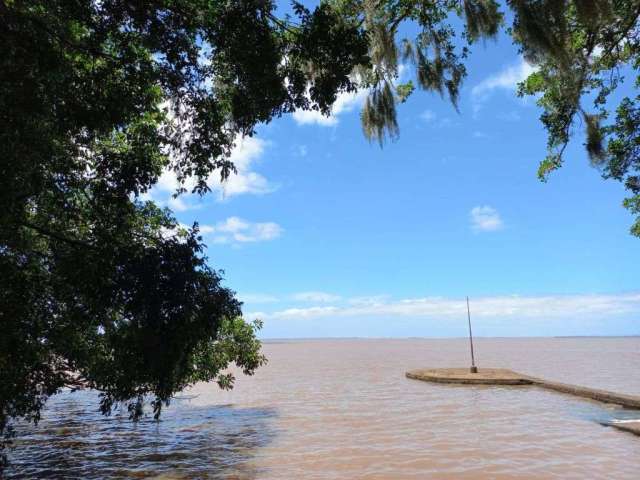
[147,8,640,338]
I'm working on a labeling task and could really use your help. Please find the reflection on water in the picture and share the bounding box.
[6,338,640,479]
[7,393,277,479]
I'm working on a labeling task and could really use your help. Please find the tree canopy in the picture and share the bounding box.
[2,0,640,472]
[338,0,640,235]
[0,0,368,468]
[510,0,640,236]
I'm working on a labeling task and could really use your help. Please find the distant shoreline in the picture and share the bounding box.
[261,335,640,343]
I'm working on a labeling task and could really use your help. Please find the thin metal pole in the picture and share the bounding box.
[467,296,477,373]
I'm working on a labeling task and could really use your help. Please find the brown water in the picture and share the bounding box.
[7,338,640,479]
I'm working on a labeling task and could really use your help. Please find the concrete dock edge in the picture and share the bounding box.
[406,368,640,409]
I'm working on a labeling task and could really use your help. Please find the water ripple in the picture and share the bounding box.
[6,338,640,479]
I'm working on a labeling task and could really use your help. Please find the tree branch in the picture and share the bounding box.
[18,221,96,250]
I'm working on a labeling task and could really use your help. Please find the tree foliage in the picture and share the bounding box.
[331,0,640,235]
[509,0,640,236]
[327,0,503,143]
[0,0,368,470]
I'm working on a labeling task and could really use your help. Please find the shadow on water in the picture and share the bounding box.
[5,391,278,479]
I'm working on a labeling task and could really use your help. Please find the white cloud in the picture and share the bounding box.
[420,109,436,122]
[418,110,458,129]
[160,219,281,246]
[292,88,368,126]
[437,117,458,128]
[293,109,337,127]
[219,136,275,199]
[472,58,536,99]
[470,205,503,232]
[292,291,342,303]
[143,136,275,210]
[261,305,340,319]
[471,58,536,114]
[348,295,390,306]
[294,145,308,157]
[159,222,190,241]
[292,65,408,127]
[201,216,282,244]
[239,293,280,304]
[472,131,488,139]
[249,292,640,322]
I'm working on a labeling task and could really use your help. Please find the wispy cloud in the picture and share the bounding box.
[420,109,436,122]
[471,58,536,113]
[292,291,342,303]
[419,110,460,129]
[248,292,640,322]
[293,144,308,157]
[497,111,522,122]
[348,295,390,306]
[472,58,535,98]
[200,217,282,245]
[239,293,280,304]
[240,291,345,304]
[470,206,503,232]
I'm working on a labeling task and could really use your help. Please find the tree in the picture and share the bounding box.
[327,0,640,235]
[0,0,368,469]
[330,0,503,143]
[509,0,640,237]
[0,1,505,469]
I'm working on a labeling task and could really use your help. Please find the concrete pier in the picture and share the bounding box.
[609,420,640,436]
[406,368,640,409]
[406,368,533,385]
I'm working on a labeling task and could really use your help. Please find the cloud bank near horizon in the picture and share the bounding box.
[247,291,640,320]
[243,291,640,337]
